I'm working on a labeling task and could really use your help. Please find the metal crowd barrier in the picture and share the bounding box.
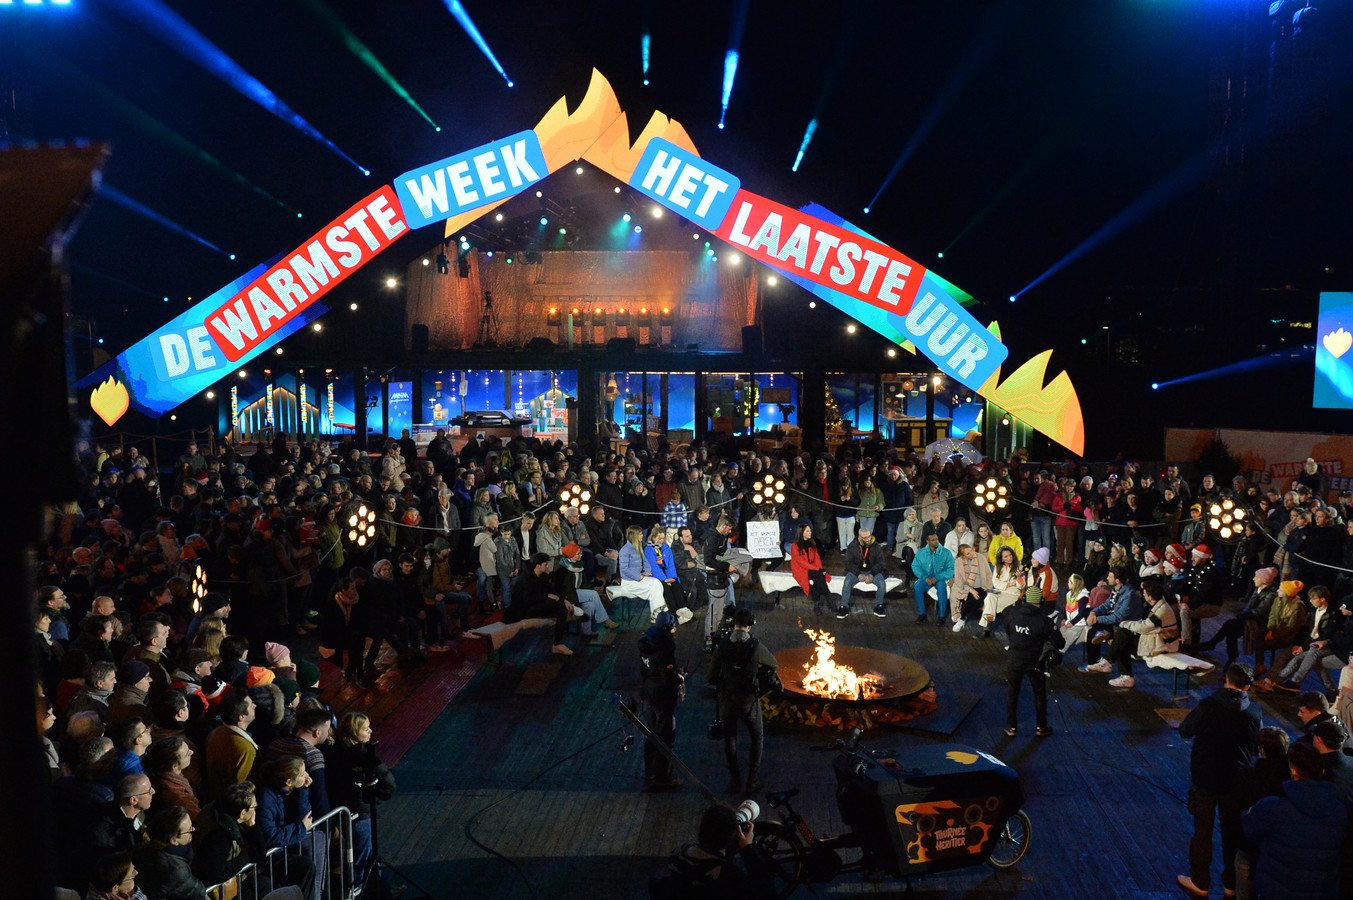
[206,806,355,900]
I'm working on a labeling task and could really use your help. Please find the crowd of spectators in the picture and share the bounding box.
[30,428,1353,898]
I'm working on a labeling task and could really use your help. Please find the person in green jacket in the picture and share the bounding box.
[856,476,885,539]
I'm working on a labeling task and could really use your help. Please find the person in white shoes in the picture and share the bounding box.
[1080,579,1179,688]
[949,542,992,633]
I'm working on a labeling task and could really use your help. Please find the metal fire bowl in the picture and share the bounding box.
[774,645,931,706]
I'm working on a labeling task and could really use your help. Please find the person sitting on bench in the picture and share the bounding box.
[505,553,579,657]
[1080,578,1178,689]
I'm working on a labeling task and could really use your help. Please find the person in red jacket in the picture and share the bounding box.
[790,523,833,613]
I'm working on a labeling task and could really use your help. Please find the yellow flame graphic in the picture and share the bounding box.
[90,376,130,426]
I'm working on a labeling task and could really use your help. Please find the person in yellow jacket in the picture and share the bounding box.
[987,521,1025,568]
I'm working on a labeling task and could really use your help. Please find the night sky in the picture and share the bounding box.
[5,0,1351,454]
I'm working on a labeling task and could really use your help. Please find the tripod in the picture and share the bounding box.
[359,775,435,900]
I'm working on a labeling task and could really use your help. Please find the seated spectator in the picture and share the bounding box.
[1254,585,1337,694]
[144,735,200,821]
[557,543,620,637]
[132,805,206,900]
[788,522,832,614]
[1198,567,1279,668]
[195,780,312,897]
[504,553,575,656]
[204,694,258,802]
[646,525,688,615]
[980,546,1023,643]
[84,851,145,900]
[947,542,991,632]
[1239,742,1346,900]
[91,774,153,857]
[108,717,152,781]
[1253,580,1308,676]
[1080,578,1178,689]
[264,706,332,818]
[612,525,667,621]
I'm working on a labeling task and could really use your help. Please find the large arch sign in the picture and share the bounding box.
[79,70,1084,454]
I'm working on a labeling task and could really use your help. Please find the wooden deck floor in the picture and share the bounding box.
[370,585,1304,899]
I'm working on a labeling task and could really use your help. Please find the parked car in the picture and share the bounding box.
[451,410,530,427]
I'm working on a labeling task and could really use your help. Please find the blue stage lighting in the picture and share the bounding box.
[719,50,739,129]
[112,0,368,175]
[1151,383,1159,390]
[441,0,514,87]
[791,118,817,173]
[642,32,651,80]
[102,185,233,260]
[229,254,236,260]
[862,207,870,214]
[622,213,631,222]
[539,217,549,226]
[634,225,643,234]
[1008,295,1017,303]
[937,251,944,259]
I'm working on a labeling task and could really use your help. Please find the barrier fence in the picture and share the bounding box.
[206,806,354,900]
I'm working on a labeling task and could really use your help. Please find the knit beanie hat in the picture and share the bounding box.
[1279,580,1304,597]
[1254,567,1278,587]
[1031,547,1050,566]
[562,543,581,559]
[246,666,275,688]
[264,642,291,667]
[119,660,150,685]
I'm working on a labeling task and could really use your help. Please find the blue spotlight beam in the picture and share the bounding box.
[101,185,235,260]
[1154,346,1312,390]
[1012,149,1208,301]
[441,0,514,87]
[718,0,751,129]
[109,0,369,175]
[865,0,1020,213]
[791,118,817,172]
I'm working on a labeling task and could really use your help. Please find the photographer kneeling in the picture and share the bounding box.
[651,803,777,900]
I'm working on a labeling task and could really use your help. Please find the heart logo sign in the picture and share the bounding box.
[1324,327,1352,359]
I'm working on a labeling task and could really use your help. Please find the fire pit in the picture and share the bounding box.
[761,629,937,731]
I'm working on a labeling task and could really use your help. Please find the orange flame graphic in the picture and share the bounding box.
[90,376,130,426]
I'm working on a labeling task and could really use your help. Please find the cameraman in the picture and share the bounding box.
[708,608,777,795]
[324,712,396,885]
[639,611,685,791]
[655,803,776,900]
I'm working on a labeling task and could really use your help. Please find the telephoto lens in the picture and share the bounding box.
[735,799,760,825]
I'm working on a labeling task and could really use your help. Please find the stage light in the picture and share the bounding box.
[559,482,593,516]
[344,502,377,548]
[594,307,603,314]
[1151,383,1159,389]
[932,375,942,386]
[641,30,650,82]
[506,256,514,264]
[973,477,1011,515]
[634,225,643,234]
[1000,416,1010,425]
[300,0,439,131]
[460,241,470,252]
[572,307,580,315]
[558,227,567,235]
[422,258,430,266]
[275,347,284,355]
[887,348,897,357]
[112,0,367,173]
[440,0,514,87]
[847,324,856,334]
[640,307,648,314]
[350,302,359,311]
[206,390,215,400]
[614,186,622,193]
[710,255,716,261]
[312,323,323,332]
[540,216,549,225]
[486,250,494,257]
[767,276,778,286]
[937,251,944,258]
[163,297,169,303]
[535,190,543,198]
[693,233,700,240]
[1008,295,1017,303]
[97,338,105,345]
[719,48,740,130]
[792,118,817,172]
[238,370,246,378]
[751,474,787,511]
[651,206,663,218]
[170,415,177,421]
[386,277,397,287]
[101,185,233,259]
[622,213,632,223]
[576,166,584,175]
[229,254,236,260]
[809,301,817,309]
[1081,338,1087,344]
[728,253,740,264]
[863,206,871,214]
[495,212,504,221]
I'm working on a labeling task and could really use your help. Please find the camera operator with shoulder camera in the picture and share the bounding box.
[707,608,778,795]
[639,610,686,791]
[651,802,777,900]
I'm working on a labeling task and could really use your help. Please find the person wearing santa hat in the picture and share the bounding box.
[1179,545,1223,650]
[1199,567,1280,668]
[1139,547,1165,579]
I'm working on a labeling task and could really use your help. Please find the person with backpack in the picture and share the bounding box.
[638,610,685,792]
[707,608,778,795]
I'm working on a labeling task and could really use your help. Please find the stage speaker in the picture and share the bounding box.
[606,337,637,354]
[742,324,763,356]
[524,337,556,353]
[411,324,429,352]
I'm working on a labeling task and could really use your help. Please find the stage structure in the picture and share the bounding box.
[77,70,1084,454]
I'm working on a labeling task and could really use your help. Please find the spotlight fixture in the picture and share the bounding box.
[973,477,1010,515]
[344,503,378,549]
[750,474,787,511]
[846,324,856,334]
[559,481,593,515]
[1208,497,1246,541]
[187,562,208,614]
[767,276,778,286]
[386,277,397,288]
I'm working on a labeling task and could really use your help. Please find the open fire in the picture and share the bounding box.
[800,628,884,700]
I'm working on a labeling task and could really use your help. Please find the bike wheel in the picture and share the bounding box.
[986,809,1032,869]
[754,821,805,898]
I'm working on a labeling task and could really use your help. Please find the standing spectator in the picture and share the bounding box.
[1238,741,1346,900]
[132,805,206,900]
[707,609,777,795]
[1003,584,1062,737]
[264,706,332,818]
[1051,480,1082,566]
[324,712,395,885]
[1176,663,1263,898]
[474,514,508,611]
[204,694,258,802]
[1029,471,1058,561]
[880,467,914,552]
[987,521,1024,569]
